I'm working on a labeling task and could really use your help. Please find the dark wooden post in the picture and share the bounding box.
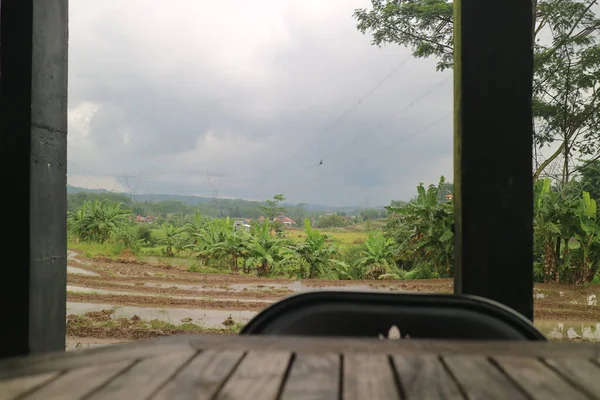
[453,0,534,319]
[0,0,68,357]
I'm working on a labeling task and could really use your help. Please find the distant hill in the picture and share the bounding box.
[66,185,111,195]
[66,185,360,211]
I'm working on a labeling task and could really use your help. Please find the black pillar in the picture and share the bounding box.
[0,0,68,357]
[453,0,534,319]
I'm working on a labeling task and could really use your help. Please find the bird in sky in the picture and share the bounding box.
[319,159,323,166]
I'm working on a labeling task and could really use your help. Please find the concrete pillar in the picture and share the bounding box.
[0,0,68,357]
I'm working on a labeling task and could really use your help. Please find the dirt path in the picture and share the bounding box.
[66,250,600,344]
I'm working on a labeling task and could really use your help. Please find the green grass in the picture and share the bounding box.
[68,240,125,258]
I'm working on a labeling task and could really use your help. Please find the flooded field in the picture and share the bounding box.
[65,250,600,350]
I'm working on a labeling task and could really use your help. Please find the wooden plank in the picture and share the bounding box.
[443,356,528,399]
[153,350,245,400]
[0,372,60,400]
[453,0,534,319]
[23,360,133,400]
[391,354,463,399]
[215,351,291,400]
[543,357,600,399]
[280,353,339,399]
[494,356,589,400]
[343,354,399,400]
[87,350,195,400]
[186,335,599,358]
[0,336,599,381]
[0,341,193,380]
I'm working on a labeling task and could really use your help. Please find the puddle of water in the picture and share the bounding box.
[66,302,257,328]
[229,282,385,293]
[67,266,100,276]
[67,285,274,303]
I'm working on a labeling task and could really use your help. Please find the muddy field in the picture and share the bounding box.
[65,250,600,350]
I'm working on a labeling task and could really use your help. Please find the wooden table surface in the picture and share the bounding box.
[0,335,599,400]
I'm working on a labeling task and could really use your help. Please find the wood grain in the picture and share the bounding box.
[1,335,598,381]
[87,350,195,400]
[185,335,600,358]
[280,353,340,400]
[443,356,527,399]
[153,350,245,400]
[215,351,291,400]
[0,371,60,400]
[392,354,464,400]
[343,354,399,400]
[0,341,192,380]
[23,360,133,400]
[543,357,600,399]
[494,356,589,400]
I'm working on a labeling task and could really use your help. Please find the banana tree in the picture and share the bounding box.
[572,191,600,283]
[356,231,396,279]
[157,224,183,257]
[245,221,291,276]
[293,219,348,279]
[385,176,454,277]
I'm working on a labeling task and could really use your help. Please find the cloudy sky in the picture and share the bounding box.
[67,0,454,207]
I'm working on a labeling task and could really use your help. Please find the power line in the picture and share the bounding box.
[328,112,452,175]
[286,112,451,192]
[275,75,451,181]
[319,75,451,163]
[67,159,111,192]
[263,56,414,176]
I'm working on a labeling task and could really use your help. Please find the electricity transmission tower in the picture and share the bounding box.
[120,174,142,201]
[206,173,227,217]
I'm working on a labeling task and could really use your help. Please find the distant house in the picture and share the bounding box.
[135,215,154,223]
[445,194,454,201]
[273,216,296,227]
[233,220,251,232]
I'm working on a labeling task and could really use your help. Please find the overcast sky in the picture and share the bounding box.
[67,0,454,207]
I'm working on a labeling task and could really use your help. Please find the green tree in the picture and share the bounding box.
[384,176,454,277]
[317,214,348,228]
[157,224,183,257]
[293,219,348,279]
[354,0,600,181]
[357,231,397,279]
[67,200,131,244]
[260,194,286,233]
[245,222,291,276]
[260,194,286,220]
[579,159,600,200]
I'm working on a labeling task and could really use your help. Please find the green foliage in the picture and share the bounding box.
[354,0,600,180]
[384,176,454,278]
[260,194,286,220]
[316,214,348,228]
[244,222,292,276]
[292,219,349,279]
[156,224,183,257]
[356,231,396,279]
[68,200,131,244]
[579,159,600,201]
[532,178,600,283]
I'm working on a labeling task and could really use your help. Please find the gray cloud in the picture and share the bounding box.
[68,0,453,206]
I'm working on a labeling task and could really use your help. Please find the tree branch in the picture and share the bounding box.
[384,23,454,53]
